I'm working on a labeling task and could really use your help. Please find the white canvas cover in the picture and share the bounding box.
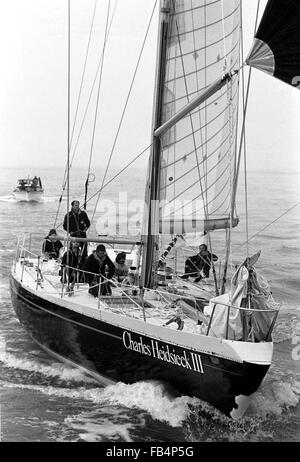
[206,252,277,341]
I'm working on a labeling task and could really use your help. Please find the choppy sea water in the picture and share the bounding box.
[0,167,299,443]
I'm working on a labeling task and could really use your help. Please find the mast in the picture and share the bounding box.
[65,0,71,280]
[67,0,71,239]
[141,0,171,289]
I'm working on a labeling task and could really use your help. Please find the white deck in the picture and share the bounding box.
[13,257,216,335]
[12,256,276,367]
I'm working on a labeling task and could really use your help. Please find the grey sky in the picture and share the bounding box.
[0,0,299,172]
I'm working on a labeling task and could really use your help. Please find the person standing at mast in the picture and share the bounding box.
[63,200,90,263]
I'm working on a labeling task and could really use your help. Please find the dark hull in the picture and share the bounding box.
[10,275,270,417]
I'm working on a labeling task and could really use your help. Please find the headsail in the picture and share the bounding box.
[246,0,300,88]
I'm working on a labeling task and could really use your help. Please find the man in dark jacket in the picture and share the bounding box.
[181,244,218,282]
[63,200,90,263]
[82,244,115,296]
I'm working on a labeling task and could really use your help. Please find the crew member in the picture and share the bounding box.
[42,229,63,259]
[63,200,90,263]
[114,252,129,283]
[181,244,218,282]
[60,241,80,285]
[81,244,115,296]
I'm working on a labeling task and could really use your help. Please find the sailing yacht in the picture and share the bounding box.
[9,0,299,418]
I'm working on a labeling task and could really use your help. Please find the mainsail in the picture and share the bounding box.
[158,0,241,234]
[142,0,241,287]
[246,0,300,88]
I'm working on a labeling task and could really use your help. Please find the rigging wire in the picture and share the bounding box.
[190,0,206,193]
[221,76,235,295]
[181,210,300,294]
[204,1,209,213]
[53,1,119,227]
[53,1,98,227]
[86,144,150,205]
[179,235,220,294]
[67,0,71,236]
[84,0,111,210]
[171,199,300,283]
[190,2,218,295]
[240,0,250,260]
[169,3,239,294]
[173,8,221,295]
[219,0,233,295]
[70,0,98,153]
[174,19,207,220]
[221,1,261,292]
[220,0,228,71]
[66,0,71,275]
[240,0,261,257]
[68,1,118,170]
[238,201,300,249]
[54,142,151,231]
[54,1,98,228]
[90,0,158,224]
[231,0,261,220]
